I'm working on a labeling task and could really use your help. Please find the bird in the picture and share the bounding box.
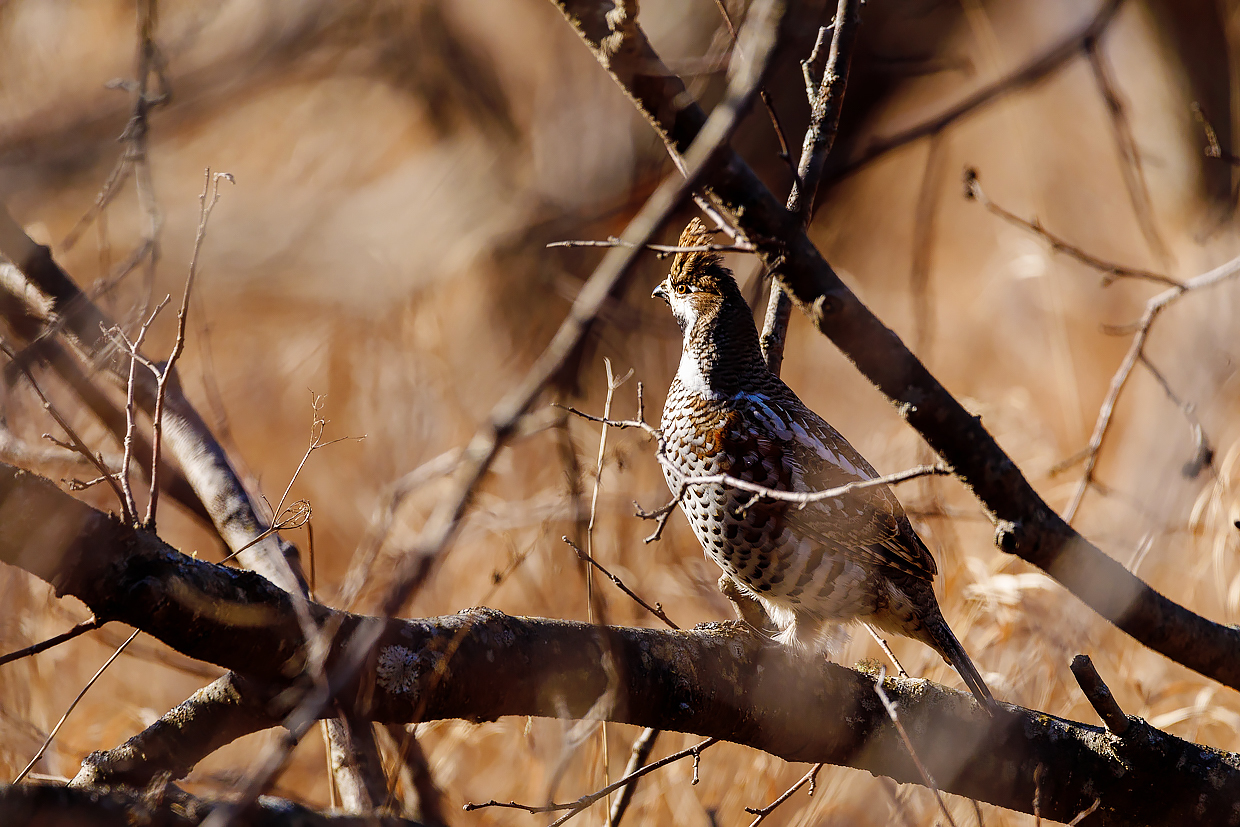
[652,217,997,713]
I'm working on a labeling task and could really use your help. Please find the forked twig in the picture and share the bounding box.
[468,738,719,827]
[761,0,862,374]
[146,168,234,529]
[1063,255,1240,522]
[745,763,824,826]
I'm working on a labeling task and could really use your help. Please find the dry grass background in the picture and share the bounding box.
[1,0,1239,824]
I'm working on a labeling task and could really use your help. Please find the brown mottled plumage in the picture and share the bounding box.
[653,218,997,713]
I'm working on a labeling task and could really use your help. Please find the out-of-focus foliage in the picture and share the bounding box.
[0,1,1238,824]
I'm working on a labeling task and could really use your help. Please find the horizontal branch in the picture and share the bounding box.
[549,0,1240,692]
[3,462,1240,825]
[0,783,427,826]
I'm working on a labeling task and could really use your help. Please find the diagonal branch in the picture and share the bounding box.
[549,0,1240,692]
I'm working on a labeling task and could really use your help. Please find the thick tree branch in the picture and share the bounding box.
[548,0,1240,693]
[0,783,428,826]
[3,463,1240,826]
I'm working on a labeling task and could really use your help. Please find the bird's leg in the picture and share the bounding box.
[718,574,779,635]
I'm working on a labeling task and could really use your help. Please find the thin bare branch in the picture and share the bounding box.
[964,168,1179,287]
[761,0,862,374]
[547,238,753,254]
[114,297,170,524]
[13,628,140,783]
[0,618,101,668]
[1063,255,1240,523]
[745,763,823,827]
[824,0,1125,185]
[1085,37,1168,263]
[0,343,130,519]
[146,168,233,529]
[564,537,679,629]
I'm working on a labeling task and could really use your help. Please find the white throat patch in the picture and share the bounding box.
[677,348,719,399]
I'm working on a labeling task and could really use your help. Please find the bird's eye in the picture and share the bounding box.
[675,283,690,295]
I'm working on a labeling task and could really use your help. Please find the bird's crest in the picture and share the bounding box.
[668,218,732,292]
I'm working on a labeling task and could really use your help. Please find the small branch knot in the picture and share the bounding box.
[994,520,1020,554]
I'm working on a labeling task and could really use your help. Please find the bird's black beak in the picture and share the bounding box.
[652,282,668,301]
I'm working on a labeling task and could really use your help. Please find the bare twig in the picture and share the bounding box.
[564,537,679,629]
[1191,102,1240,165]
[1085,37,1168,263]
[709,0,792,168]
[1064,255,1240,522]
[874,667,960,827]
[964,168,1179,287]
[0,618,101,668]
[115,298,169,524]
[13,628,140,783]
[910,133,947,355]
[1138,354,1213,478]
[146,168,233,530]
[547,238,753,254]
[608,726,659,827]
[1068,799,1102,825]
[744,763,823,827]
[505,738,720,827]
[865,624,908,677]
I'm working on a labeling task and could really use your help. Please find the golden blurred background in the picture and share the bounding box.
[1,0,1239,824]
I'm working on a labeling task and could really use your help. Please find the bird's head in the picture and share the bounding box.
[651,218,742,335]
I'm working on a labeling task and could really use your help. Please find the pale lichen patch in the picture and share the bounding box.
[376,645,420,696]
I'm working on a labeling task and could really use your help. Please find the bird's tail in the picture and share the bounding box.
[925,618,999,716]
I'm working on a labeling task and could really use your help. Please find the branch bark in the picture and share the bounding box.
[4,462,1240,826]
[548,0,1240,692]
[0,783,428,826]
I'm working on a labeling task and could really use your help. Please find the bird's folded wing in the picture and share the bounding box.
[737,393,938,580]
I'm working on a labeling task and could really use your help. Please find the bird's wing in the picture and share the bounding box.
[730,391,937,580]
